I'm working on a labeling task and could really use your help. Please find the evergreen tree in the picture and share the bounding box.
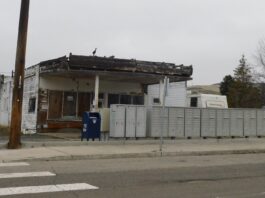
[222,55,262,108]
[220,75,234,96]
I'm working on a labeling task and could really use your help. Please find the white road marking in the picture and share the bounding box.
[0,171,55,179]
[0,162,29,167]
[0,183,99,196]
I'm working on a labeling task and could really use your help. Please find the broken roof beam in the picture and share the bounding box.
[38,54,193,78]
[39,56,69,73]
[68,54,193,77]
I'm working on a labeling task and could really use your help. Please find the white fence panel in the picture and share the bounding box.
[243,110,257,137]
[230,109,244,137]
[201,109,216,137]
[149,107,168,137]
[216,109,230,137]
[136,106,147,138]
[168,108,185,138]
[185,108,200,138]
[257,110,265,136]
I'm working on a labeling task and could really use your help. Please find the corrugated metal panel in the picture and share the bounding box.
[216,109,230,137]
[201,109,216,137]
[243,110,257,136]
[257,110,265,136]
[230,109,243,137]
[110,105,125,138]
[149,107,168,137]
[125,106,136,138]
[168,108,185,137]
[185,108,200,137]
[136,106,147,137]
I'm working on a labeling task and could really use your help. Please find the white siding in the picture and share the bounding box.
[21,66,39,134]
[147,82,187,107]
[0,77,13,126]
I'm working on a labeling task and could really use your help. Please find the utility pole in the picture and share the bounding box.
[8,0,30,149]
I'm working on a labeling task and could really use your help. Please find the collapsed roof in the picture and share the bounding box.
[38,54,193,84]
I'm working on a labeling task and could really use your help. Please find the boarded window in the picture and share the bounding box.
[48,91,63,119]
[28,97,36,113]
[63,92,77,117]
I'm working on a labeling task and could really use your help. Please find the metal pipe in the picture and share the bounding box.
[160,76,168,153]
[94,75,99,112]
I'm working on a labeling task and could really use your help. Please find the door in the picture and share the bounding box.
[48,90,62,119]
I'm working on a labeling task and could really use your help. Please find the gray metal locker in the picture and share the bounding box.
[201,109,216,137]
[136,106,147,138]
[149,107,169,137]
[185,108,200,138]
[168,108,184,138]
[125,106,136,138]
[216,109,230,137]
[257,110,265,136]
[110,105,126,138]
[243,110,257,136]
[230,109,243,137]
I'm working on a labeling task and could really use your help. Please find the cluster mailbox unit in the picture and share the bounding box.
[110,104,147,138]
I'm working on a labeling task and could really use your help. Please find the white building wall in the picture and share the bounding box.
[147,81,187,107]
[0,77,13,126]
[21,65,39,134]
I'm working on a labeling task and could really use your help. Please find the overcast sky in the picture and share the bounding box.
[1,0,265,85]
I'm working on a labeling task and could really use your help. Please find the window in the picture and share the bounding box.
[28,97,36,113]
[190,97,198,107]
[153,98,160,104]
[120,95,132,104]
[63,92,77,117]
[133,96,144,105]
[108,94,120,107]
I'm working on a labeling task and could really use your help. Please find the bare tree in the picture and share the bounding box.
[256,39,265,80]
[254,39,265,106]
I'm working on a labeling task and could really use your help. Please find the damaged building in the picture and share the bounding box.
[0,54,193,134]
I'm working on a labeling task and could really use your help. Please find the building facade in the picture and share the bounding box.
[0,54,192,133]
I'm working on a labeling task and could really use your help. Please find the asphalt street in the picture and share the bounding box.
[1,154,265,197]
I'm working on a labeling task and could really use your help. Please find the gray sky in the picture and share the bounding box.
[1,0,265,85]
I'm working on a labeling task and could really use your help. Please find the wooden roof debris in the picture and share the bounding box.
[38,54,193,83]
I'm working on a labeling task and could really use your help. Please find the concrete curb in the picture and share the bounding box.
[4,148,265,163]
[2,137,265,148]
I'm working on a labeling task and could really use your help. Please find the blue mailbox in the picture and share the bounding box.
[81,112,101,141]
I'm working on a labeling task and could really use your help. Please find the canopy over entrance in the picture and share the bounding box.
[39,54,193,84]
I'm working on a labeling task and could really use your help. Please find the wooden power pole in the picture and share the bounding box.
[8,0,30,149]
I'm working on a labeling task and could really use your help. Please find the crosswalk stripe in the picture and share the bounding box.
[0,162,29,167]
[0,183,99,196]
[0,171,55,179]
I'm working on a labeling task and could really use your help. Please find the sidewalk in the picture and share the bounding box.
[1,137,265,162]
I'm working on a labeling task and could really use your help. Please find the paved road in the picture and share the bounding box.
[1,154,265,197]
